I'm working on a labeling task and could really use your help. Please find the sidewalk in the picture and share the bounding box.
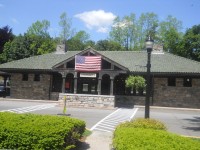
[84,131,112,150]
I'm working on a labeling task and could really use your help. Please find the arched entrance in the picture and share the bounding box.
[114,74,127,95]
[65,73,74,93]
[101,74,110,95]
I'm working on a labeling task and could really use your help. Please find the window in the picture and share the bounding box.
[183,77,192,87]
[168,77,176,86]
[34,74,40,81]
[82,84,88,92]
[22,74,28,81]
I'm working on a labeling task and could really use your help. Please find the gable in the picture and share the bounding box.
[53,48,128,71]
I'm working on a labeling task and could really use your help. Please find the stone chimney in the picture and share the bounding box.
[152,44,164,54]
[55,44,66,54]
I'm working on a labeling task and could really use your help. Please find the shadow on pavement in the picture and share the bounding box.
[183,116,200,131]
[75,141,90,150]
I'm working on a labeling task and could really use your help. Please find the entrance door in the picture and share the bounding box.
[101,74,110,95]
[78,78,98,94]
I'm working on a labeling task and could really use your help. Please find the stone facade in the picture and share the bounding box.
[10,73,51,100]
[9,73,200,109]
[58,93,115,108]
[115,96,145,108]
[153,77,200,108]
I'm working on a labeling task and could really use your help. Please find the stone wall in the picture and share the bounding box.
[50,92,59,100]
[58,93,115,108]
[153,77,200,108]
[115,96,145,108]
[10,73,51,100]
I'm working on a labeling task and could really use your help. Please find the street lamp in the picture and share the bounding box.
[145,35,154,118]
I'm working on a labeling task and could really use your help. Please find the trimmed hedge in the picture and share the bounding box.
[0,112,85,150]
[117,118,167,130]
[113,118,200,150]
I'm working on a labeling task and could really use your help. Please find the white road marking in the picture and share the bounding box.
[90,108,121,131]
[90,107,139,132]
[0,104,57,114]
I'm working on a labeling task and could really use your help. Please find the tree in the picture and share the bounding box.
[1,35,30,63]
[0,26,14,54]
[178,25,200,61]
[157,15,183,52]
[27,20,50,38]
[72,31,90,43]
[0,34,56,63]
[109,14,137,50]
[67,38,85,51]
[137,12,159,49]
[125,76,146,95]
[84,40,96,48]
[109,13,158,50]
[66,31,92,51]
[95,40,123,51]
[59,12,73,43]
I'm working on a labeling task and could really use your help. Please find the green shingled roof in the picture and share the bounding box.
[98,51,200,74]
[0,49,200,74]
[0,51,78,71]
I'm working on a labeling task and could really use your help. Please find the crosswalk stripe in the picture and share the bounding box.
[0,104,57,114]
[98,125,114,130]
[90,108,121,131]
[91,107,139,132]
[100,123,115,127]
[94,128,112,132]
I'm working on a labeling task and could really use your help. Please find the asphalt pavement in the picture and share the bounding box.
[0,98,200,150]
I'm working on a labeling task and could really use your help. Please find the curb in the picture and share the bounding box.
[0,98,59,103]
[1,98,200,111]
[135,105,200,111]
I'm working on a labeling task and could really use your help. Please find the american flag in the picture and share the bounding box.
[75,55,101,72]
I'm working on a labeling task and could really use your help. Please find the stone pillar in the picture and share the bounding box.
[74,72,77,94]
[97,77,102,95]
[61,72,66,93]
[3,76,7,86]
[110,77,114,95]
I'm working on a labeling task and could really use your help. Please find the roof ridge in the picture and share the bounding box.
[98,50,145,53]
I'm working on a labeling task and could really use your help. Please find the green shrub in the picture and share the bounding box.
[0,112,85,150]
[113,128,200,150]
[113,118,200,150]
[117,118,167,130]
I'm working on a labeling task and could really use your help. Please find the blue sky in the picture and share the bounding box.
[0,0,200,41]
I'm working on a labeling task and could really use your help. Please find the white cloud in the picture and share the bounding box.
[11,18,20,24]
[74,10,116,33]
[97,27,108,33]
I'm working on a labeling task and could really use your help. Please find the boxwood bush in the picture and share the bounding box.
[113,118,200,150]
[117,118,167,130]
[0,112,85,150]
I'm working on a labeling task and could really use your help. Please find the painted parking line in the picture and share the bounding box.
[0,104,57,114]
[90,107,139,132]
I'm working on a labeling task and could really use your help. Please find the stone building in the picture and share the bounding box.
[0,45,200,108]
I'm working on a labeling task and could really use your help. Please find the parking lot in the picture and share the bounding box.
[0,98,200,137]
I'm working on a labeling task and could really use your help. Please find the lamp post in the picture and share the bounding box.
[145,36,154,118]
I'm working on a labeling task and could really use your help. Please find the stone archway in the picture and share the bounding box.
[114,74,127,95]
[101,74,110,95]
[65,73,74,93]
